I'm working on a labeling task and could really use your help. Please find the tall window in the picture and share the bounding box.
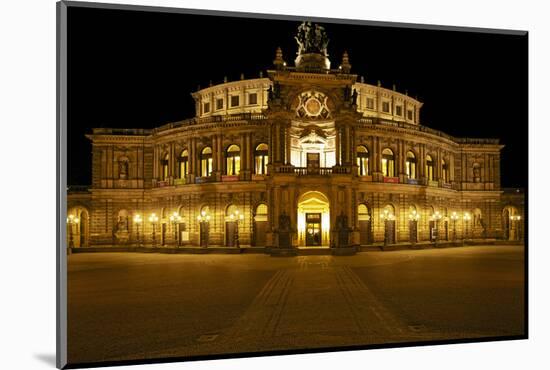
[254,143,268,174]
[381,148,395,177]
[442,159,448,183]
[426,155,435,181]
[406,151,417,179]
[161,153,169,180]
[200,147,213,177]
[249,93,258,105]
[203,102,210,113]
[179,149,188,178]
[226,145,241,175]
[231,95,239,107]
[356,145,369,176]
[216,98,223,110]
[366,98,374,109]
[395,105,402,116]
[382,101,390,113]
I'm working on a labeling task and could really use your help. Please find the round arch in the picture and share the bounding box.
[68,206,90,248]
[502,205,520,240]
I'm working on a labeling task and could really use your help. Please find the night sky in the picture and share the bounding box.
[67,6,527,188]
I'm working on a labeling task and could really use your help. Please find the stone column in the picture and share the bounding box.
[217,134,224,176]
[285,125,291,165]
[437,148,442,182]
[344,125,352,165]
[450,153,455,183]
[273,122,281,164]
[335,124,341,166]
[419,144,426,183]
[267,123,273,173]
[350,127,357,169]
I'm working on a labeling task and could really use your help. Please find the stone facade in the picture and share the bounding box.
[67,23,524,251]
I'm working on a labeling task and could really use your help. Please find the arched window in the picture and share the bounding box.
[426,155,435,181]
[381,148,395,177]
[226,145,241,175]
[179,149,188,179]
[200,147,213,177]
[256,203,268,215]
[358,204,370,220]
[254,143,268,174]
[356,145,369,176]
[406,151,417,179]
[442,159,448,183]
[225,204,238,217]
[161,153,169,180]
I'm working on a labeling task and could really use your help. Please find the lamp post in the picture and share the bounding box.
[169,212,182,247]
[133,214,142,247]
[463,212,471,243]
[431,211,442,246]
[148,213,159,247]
[450,212,459,242]
[510,215,522,241]
[197,210,211,248]
[408,210,419,245]
[381,209,395,247]
[66,214,80,249]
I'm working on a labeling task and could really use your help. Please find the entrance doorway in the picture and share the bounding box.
[253,204,268,246]
[161,223,167,246]
[297,191,330,247]
[305,213,322,246]
[358,204,372,245]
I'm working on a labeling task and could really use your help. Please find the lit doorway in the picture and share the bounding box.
[297,191,330,247]
[305,213,322,246]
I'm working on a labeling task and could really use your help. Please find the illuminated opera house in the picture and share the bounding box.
[67,22,524,254]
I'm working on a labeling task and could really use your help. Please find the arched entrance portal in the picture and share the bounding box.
[297,191,330,247]
[502,206,520,241]
[67,206,90,247]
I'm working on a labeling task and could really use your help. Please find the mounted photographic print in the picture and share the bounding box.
[57,1,527,368]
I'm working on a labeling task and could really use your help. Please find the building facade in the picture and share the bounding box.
[67,23,525,252]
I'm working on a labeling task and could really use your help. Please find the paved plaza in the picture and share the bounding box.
[67,245,525,364]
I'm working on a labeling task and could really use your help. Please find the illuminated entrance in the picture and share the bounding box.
[297,191,330,247]
[305,213,322,246]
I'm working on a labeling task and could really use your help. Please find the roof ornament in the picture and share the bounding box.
[273,47,286,70]
[340,51,351,73]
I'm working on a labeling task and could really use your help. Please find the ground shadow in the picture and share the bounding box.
[34,353,56,367]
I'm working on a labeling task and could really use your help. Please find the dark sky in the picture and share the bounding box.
[67,6,527,188]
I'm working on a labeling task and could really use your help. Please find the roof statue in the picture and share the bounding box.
[294,22,331,70]
[295,21,329,57]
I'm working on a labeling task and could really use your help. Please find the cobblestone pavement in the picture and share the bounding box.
[67,245,525,364]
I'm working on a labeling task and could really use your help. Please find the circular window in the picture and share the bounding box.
[305,97,322,116]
